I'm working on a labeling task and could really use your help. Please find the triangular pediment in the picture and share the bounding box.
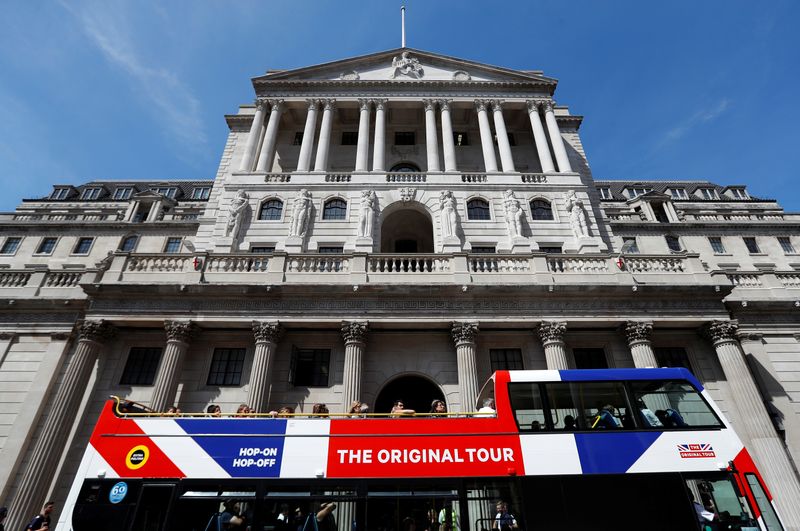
[255,48,556,85]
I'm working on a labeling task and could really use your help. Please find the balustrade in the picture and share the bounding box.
[0,271,31,287]
[43,271,82,287]
[287,255,350,273]
[385,172,426,183]
[206,255,269,273]
[124,254,192,273]
[727,273,763,288]
[624,256,685,273]
[470,255,531,273]
[369,254,451,273]
[520,174,547,183]
[777,273,800,288]
[547,256,608,273]
[461,173,487,183]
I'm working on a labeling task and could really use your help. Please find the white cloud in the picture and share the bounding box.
[661,98,731,144]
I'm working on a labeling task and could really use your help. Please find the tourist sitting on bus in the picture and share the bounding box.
[206,404,222,417]
[493,501,518,531]
[235,404,252,416]
[430,400,447,416]
[656,408,688,428]
[312,403,330,417]
[591,404,621,429]
[315,502,337,531]
[391,400,416,416]
[275,503,291,531]
[530,420,542,431]
[211,499,245,530]
[278,406,295,417]
[477,398,496,417]
[348,400,369,417]
[562,415,577,430]
[165,406,181,415]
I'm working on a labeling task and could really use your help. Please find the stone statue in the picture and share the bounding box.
[290,189,313,237]
[390,51,423,79]
[225,190,249,244]
[358,190,377,238]
[565,190,590,238]
[503,190,524,238]
[439,190,458,238]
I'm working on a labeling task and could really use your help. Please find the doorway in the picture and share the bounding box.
[380,209,434,253]
[374,374,446,415]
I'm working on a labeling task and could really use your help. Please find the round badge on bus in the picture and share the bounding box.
[125,445,150,470]
[109,481,128,504]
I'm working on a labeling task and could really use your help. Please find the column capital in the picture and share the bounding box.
[253,321,282,344]
[624,320,653,345]
[537,321,567,345]
[438,99,452,112]
[305,99,319,111]
[164,320,197,343]
[254,98,269,111]
[322,99,337,111]
[358,99,372,111]
[78,319,116,344]
[267,99,284,111]
[423,99,437,112]
[452,321,479,345]
[474,99,489,113]
[703,319,739,345]
[342,320,369,344]
[541,99,556,113]
[374,98,387,111]
[526,99,541,112]
[490,99,504,111]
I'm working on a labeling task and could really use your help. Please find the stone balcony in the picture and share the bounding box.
[235,171,582,187]
[0,267,96,299]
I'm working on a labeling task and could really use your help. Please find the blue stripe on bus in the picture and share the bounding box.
[175,418,288,435]
[574,431,662,474]
[558,368,704,392]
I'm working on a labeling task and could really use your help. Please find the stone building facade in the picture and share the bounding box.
[0,48,799,529]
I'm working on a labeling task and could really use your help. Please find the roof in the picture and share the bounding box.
[24,180,214,203]
[593,180,773,203]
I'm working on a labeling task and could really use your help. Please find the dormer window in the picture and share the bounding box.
[50,188,71,200]
[191,187,211,200]
[81,187,102,200]
[698,188,719,200]
[113,187,133,200]
[625,187,651,199]
[152,187,177,198]
[729,188,749,200]
[669,188,688,200]
[599,187,613,200]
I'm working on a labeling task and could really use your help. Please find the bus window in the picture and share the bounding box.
[542,382,630,430]
[507,383,546,431]
[476,377,495,415]
[464,479,524,531]
[170,484,256,531]
[685,477,758,530]
[628,381,723,429]
[745,474,784,530]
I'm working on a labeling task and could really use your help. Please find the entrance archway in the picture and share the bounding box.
[374,374,445,414]
[380,208,434,253]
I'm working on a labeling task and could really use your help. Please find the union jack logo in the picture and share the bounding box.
[678,443,715,458]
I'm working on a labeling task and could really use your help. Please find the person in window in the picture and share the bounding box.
[276,503,291,531]
[430,400,447,416]
[0,505,7,531]
[492,501,518,531]
[530,420,542,431]
[591,404,620,429]
[562,415,577,430]
[391,400,416,416]
[211,499,245,531]
[655,408,688,427]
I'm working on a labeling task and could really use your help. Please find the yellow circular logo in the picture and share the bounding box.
[125,445,150,470]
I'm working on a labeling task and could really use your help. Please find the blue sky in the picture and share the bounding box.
[0,0,798,211]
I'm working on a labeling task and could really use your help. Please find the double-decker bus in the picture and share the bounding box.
[59,369,784,531]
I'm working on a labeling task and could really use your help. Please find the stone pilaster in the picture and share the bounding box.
[624,320,658,368]
[537,321,569,370]
[452,322,480,411]
[5,320,114,531]
[150,320,197,411]
[341,321,369,411]
[704,320,800,528]
[248,321,282,412]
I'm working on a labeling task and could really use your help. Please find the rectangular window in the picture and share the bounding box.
[743,237,760,254]
[164,237,183,253]
[250,246,275,254]
[490,349,524,371]
[73,237,94,255]
[669,188,688,200]
[35,237,57,255]
[341,132,358,146]
[708,236,726,254]
[543,381,629,430]
[778,236,796,254]
[0,237,21,255]
[191,187,211,200]
[153,187,177,198]
[318,246,344,254]
[120,347,163,385]
[665,236,682,252]
[471,246,496,254]
[626,187,651,199]
[293,132,304,146]
[291,348,330,387]
[207,348,246,386]
[453,132,469,146]
[622,237,640,254]
[730,188,749,200]
[113,187,133,200]
[394,131,416,145]
[599,187,613,200]
[538,246,562,254]
[699,188,719,200]
[572,348,609,369]
[629,380,722,428]
[654,347,693,371]
[508,382,546,431]
[50,188,71,200]
[81,188,102,200]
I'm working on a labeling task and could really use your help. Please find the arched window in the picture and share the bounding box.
[323,198,347,220]
[467,199,491,221]
[258,199,283,221]
[389,162,421,173]
[119,235,138,252]
[530,199,554,220]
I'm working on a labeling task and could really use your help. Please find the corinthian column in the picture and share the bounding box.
[313,99,335,172]
[297,100,319,172]
[704,320,800,528]
[624,321,658,368]
[6,320,114,531]
[537,321,569,370]
[341,321,369,411]
[150,320,197,411]
[255,99,284,172]
[491,100,515,172]
[355,99,372,172]
[239,99,267,171]
[372,99,387,171]
[452,322,480,411]
[475,100,498,172]
[249,321,282,412]
[439,99,457,172]
[542,100,573,173]
[424,99,441,172]
[526,100,555,173]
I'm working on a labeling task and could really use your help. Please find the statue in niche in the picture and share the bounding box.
[565,189,590,238]
[290,189,313,237]
[226,190,249,246]
[358,190,377,238]
[439,190,458,238]
[390,51,424,79]
[503,190,524,239]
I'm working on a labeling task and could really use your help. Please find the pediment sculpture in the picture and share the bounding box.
[390,51,424,79]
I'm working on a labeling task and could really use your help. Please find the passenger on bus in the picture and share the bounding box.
[476,398,496,417]
[278,406,295,417]
[206,404,222,417]
[438,502,459,531]
[312,403,330,417]
[315,502,337,531]
[348,400,369,417]
[591,404,620,429]
[214,499,245,530]
[402,516,417,531]
[562,415,577,430]
[493,501,518,531]
[391,400,416,416]
[430,400,447,416]
[656,408,688,428]
[276,503,291,531]
[530,420,542,431]
[235,404,252,416]
[165,406,181,415]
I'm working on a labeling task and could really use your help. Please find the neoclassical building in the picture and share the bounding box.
[1,47,799,529]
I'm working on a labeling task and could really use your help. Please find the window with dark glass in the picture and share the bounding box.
[293,132,304,145]
[453,132,469,146]
[665,236,682,252]
[120,347,163,385]
[394,132,416,145]
[669,188,688,200]
[572,348,608,369]
[544,381,629,430]
[207,348,246,386]
[778,236,796,254]
[708,236,725,254]
[539,246,562,254]
[250,246,275,254]
[599,187,613,200]
[258,199,283,220]
[0,237,21,255]
[508,382,546,431]
[730,188,749,200]
[490,348,524,371]
[471,246,496,254]
[530,200,554,220]
[341,132,358,145]
[654,347,693,371]
[153,187,178,198]
[51,188,71,200]
[113,187,133,200]
[629,380,722,428]
[467,199,491,220]
[743,237,760,254]
[322,199,347,220]
[653,203,670,223]
[622,237,640,254]
[290,348,330,387]
[81,187,102,200]
[73,237,94,255]
[318,246,344,253]
[119,235,138,252]
[191,187,211,200]
[35,237,57,255]
[164,237,183,253]
[699,188,719,200]
[494,133,516,146]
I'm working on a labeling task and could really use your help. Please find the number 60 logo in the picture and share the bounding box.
[109,481,128,504]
